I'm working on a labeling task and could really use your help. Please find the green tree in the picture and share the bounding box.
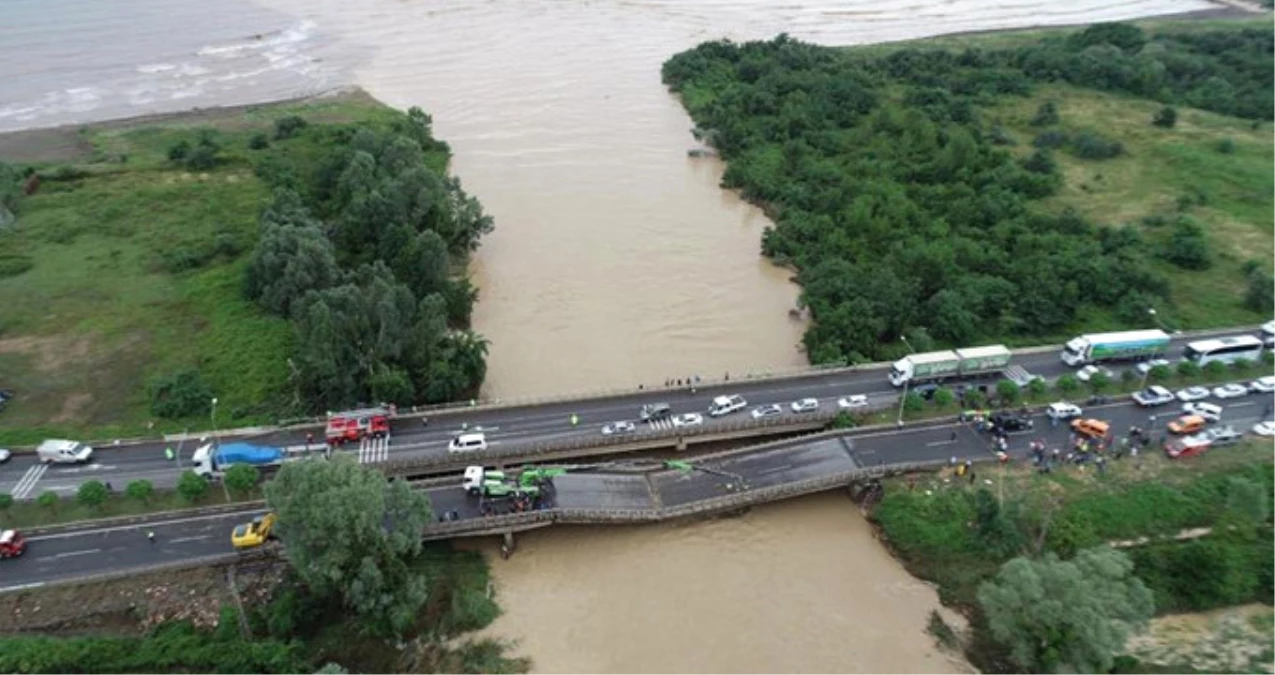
[1030,100,1060,126]
[177,470,209,503]
[1152,105,1177,128]
[974,489,1023,558]
[265,456,433,636]
[125,479,154,505]
[274,115,309,140]
[1231,358,1253,373]
[933,388,956,407]
[903,392,925,414]
[1027,377,1048,399]
[1148,364,1172,383]
[1055,374,1080,395]
[978,546,1154,673]
[1162,217,1211,270]
[996,380,1021,405]
[1245,268,1273,313]
[1088,371,1112,393]
[1203,360,1228,379]
[148,368,213,419]
[1176,360,1200,379]
[1121,368,1138,388]
[76,480,109,510]
[243,192,342,317]
[223,464,260,496]
[963,390,986,410]
[37,490,59,514]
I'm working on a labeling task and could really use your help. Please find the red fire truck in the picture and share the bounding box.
[325,407,392,446]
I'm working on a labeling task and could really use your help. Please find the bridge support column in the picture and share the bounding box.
[500,532,516,560]
[675,436,687,452]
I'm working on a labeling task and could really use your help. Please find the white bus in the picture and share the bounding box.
[1183,335,1264,366]
[1260,320,1275,349]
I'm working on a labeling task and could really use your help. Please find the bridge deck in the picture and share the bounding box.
[421,434,868,540]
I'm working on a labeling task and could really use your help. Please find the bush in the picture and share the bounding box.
[988,124,1016,145]
[1069,131,1123,160]
[1161,218,1210,270]
[1032,130,1069,148]
[996,380,1021,405]
[1176,360,1201,379]
[148,368,213,419]
[0,494,12,510]
[1203,360,1227,379]
[1055,374,1080,394]
[184,145,219,171]
[36,491,59,513]
[1022,149,1057,174]
[1152,106,1177,128]
[964,390,987,410]
[1245,267,1273,312]
[126,479,154,505]
[0,254,33,279]
[1027,378,1047,398]
[1148,364,1172,382]
[903,392,925,413]
[274,115,309,140]
[177,470,209,503]
[1088,371,1112,393]
[933,388,956,407]
[1030,100,1060,126]
[1216,137,1236,154]
[168,140,192,162]
[249,133,270,150]
[76,480,109,509]
[224,464,259,495]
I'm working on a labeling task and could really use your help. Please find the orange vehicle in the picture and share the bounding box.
[324,407,391,445]
[1070,418,1110,439]
[1168,415,1206,436]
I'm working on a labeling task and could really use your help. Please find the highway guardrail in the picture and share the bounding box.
[24,501,268,538]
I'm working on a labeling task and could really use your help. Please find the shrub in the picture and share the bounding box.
[1203,360,1227,379]
[1216,137,1236,154]
[1231,358,1253,372]
[36,490,59,513]
[126,479,154,505]
[1176,360,1200,379]
[1148,364,1172,383]
[77,480,109,509]
[1030,100,1060,127]
[1161,218,1210,270]
[964,390,987,410]
[1088,372,1112,393]
[1055,374,1080,394]
[0,494,12,510]
[159,245,214,273]
[167,140,192,162]
[933,388,956,407]
[989,124,1016,145]
[1032,130,1069,148]
[274,115,309,140]
[0,254,33,279]
[1121,369,1139,387]
[904,392,925,413]
[1069,131,1123,160]
[249,133,270,150]
[1152,106,1177,128]
[1022,149,1056,174]
[148,368,212,419]
[177,470,209,503]
[996,380,1021,405]
[1244,267,1273,312]
[1027,378,1047,398]
[184,145,219,171]
[224,464,260,495]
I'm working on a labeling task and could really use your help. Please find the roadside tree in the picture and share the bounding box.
[177,469,210,503]
[978,546,1153,673]
[1055,375,1079,395]
[76,480,109,510]
[223,464,260,496]
[37,491,59,514]
[265,456,433,636]
[996,380,1021,405]
[125,479,154,505]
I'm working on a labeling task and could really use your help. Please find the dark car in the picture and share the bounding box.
[912,383,940,401]
[639,402,672,422]
[989,412,1034,432]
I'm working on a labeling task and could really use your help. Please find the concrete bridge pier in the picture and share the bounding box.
[675,436,687,451]
[499,531,517,560]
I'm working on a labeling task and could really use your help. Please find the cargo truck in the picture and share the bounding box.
[192,442,290,480]
[889,345,1012,387]
[1059,330,1170,367]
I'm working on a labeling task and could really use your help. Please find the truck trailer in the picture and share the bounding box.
[192,442,288,479]
[1060,329,1170,367]
[889,345,1012,387]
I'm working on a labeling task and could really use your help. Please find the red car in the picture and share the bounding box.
[324,407,391,445]
[0,529,27,558]
[1163,435,1211,459]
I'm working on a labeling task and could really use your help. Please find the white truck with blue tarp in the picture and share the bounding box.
[1060,329,1170,367]
[192,442,291,479]
[889,345,1013,387]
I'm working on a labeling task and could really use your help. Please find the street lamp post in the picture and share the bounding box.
[210,397,219,444]
[896,336,915,427]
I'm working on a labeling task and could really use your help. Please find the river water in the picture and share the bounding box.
[0,0,1219,670]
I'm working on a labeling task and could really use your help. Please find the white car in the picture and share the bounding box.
[708,394,747,417]
[1176,386,1211,403]
[751,404,782,420]
[1182,401,1222,422]
[791,398,820,413]
[1252,421,1275,437]
[1136,358,1171,375]
[1203,425,1243,446]
[1075,365,1114,382]
[1250,376,1275,394]
[1045,402,1083,420]
[1132,386,1175,407]
[1213,383,1249,399]
[0,448,9,463]
[601,421,637,436]
[837,395,869,410]
[672,413,704,428]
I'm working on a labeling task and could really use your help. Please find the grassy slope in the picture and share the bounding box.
[0,93,403,445]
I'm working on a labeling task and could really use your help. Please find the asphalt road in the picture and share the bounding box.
[0,327,1264,500]
[5,388,1271,589]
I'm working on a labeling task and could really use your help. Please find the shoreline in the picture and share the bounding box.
[0,85,368,164]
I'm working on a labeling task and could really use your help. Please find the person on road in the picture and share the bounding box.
[570,414,579,427]
[164,446,175,461]
[147,531,155,543]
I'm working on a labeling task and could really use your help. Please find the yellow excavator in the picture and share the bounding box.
[231,512,277,550]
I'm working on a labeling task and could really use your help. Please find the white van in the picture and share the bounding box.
[708,394,747,417]
[37,439,94,464]
[448,432,488,454]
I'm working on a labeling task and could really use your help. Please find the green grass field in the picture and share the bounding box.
[982,85,1273,332]
[0,91,403,445]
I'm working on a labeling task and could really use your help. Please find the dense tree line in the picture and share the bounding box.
[662,25,1269,362]
[243,108,493,412]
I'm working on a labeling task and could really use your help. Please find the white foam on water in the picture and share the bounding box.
[195,19,316,58]
[137,63,176,74]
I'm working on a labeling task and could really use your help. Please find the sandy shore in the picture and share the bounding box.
[0,85,371,164]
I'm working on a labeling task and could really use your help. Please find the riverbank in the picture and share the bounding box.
[870,443,1275,672]
[0,86,490,444]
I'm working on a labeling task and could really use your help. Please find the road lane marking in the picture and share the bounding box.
[13,464,49,500]
[925,440,956,447]
[28,509,267,542]
[53,548,101,558]
[169,535,212,544]
[1229,402,1255,408]
[0,582,45,593]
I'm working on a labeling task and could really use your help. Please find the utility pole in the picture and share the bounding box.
[897,336,915,427]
